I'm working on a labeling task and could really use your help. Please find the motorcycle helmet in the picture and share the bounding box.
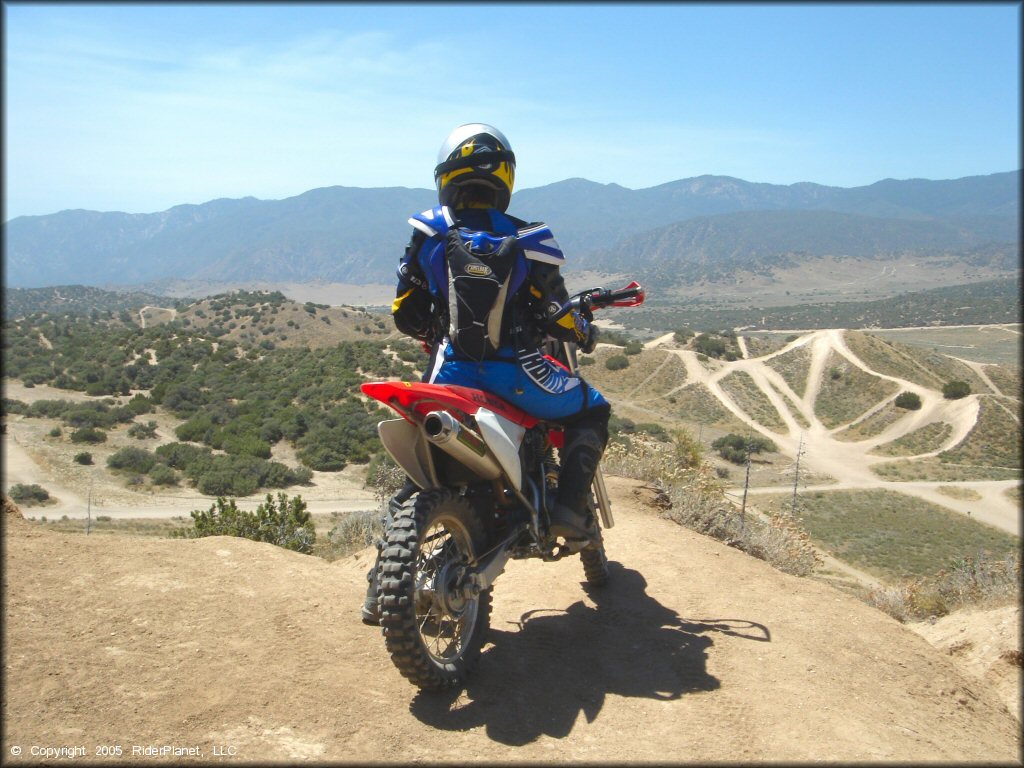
[434,123,516,212]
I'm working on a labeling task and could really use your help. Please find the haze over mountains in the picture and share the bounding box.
[3,171,1019,291]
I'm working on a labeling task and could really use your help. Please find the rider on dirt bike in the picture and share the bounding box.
[360,124,610,624]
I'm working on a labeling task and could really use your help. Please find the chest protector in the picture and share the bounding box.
[445,228,520,361]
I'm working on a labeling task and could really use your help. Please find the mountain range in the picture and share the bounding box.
[3,171,1019,290]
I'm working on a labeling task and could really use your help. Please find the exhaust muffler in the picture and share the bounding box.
[423,410,503,480]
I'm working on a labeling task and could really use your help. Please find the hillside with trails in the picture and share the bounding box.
[583,325,1021,537]
[2,484,1020,763]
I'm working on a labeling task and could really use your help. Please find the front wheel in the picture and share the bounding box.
[378,488,491,690]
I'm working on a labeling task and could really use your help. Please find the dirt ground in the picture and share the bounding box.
[2,478,1020,764]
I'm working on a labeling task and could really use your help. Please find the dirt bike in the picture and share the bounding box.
[361,281,645,690]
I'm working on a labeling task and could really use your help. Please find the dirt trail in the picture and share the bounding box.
[3,479,1020,763]
[640,329,1020,535]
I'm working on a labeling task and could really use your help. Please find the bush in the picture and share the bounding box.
[605,355,629,371]
[624,340,644,356]
[155,441,212,470]
[894,391,922,410]
[712,433,778,464]
[107,447,157,474]
[324,509,385,559]
[8,483,50,505]
[126,394,154,415]
[867,552,1020,622]
[127,420,158,439]
[70,427,107,444]
[174,493,316,554]
[48,426,62,438]
[73,452,93,465]
[942,381,971,400]
[149,463,179,487]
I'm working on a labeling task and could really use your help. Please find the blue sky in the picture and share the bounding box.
[3,2,1020,219]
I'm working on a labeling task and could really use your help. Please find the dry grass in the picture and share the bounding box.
[984,364,1022,399]
[763,488,1020,584]
[718,371,786,430]
[583,347,688,401]
[870,421,954,457]
[939,397,1022,469]
[871,458,1021,482]
[764,342,813,398]
[27,515,192,537]
[834,402,909,442]
[741,333,797,358]
[869,324,1022,366]
[766,380,810,428]
[658,383,749,432]
[813,351,899,429]
[866,551,1020,622]
[605,440,820,577]
[936,486,983,502]
[845,331,991,393]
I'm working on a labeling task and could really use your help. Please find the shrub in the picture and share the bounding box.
[107,447,157,474]
[942,381,971,400]
[324,509,385,559]
[866,552,1020,622]
[174,493,316,554]
[197,468,259,497]
[155,441,212,470]
[149,463,179,487]
[70,427,107,444]
[672,428,703,470]
[73,451,94,465]
[624,340,643,356]
[605,355,629,371]
[693,333,738,360]
[127,420,158,439]
[711,433,778,464]
[126,394,154,415]
[8,483,50,505]
[48,426,62,438]
[894,391,922,410]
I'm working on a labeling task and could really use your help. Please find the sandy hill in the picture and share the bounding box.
[2,480,1019,763]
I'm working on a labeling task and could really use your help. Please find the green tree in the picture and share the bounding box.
[942,381,971,400]
[894,391,922,410]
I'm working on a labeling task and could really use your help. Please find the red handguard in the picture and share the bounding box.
[589,281,645,311]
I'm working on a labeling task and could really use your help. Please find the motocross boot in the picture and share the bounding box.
[361,478,417,626]
[549,415,607,544]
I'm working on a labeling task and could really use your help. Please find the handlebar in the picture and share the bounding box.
[570,281,646,312]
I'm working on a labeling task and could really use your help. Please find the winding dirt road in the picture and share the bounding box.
[631,329,1020,535]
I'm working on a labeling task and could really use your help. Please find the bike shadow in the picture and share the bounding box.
[408,561,770,745]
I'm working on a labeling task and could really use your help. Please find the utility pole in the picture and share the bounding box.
[740,437,751,534]
[791,433,804,516]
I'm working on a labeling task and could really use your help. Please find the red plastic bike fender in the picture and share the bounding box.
[361,381,540,428]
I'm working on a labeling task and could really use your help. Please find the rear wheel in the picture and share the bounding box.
[378,488,491,690]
